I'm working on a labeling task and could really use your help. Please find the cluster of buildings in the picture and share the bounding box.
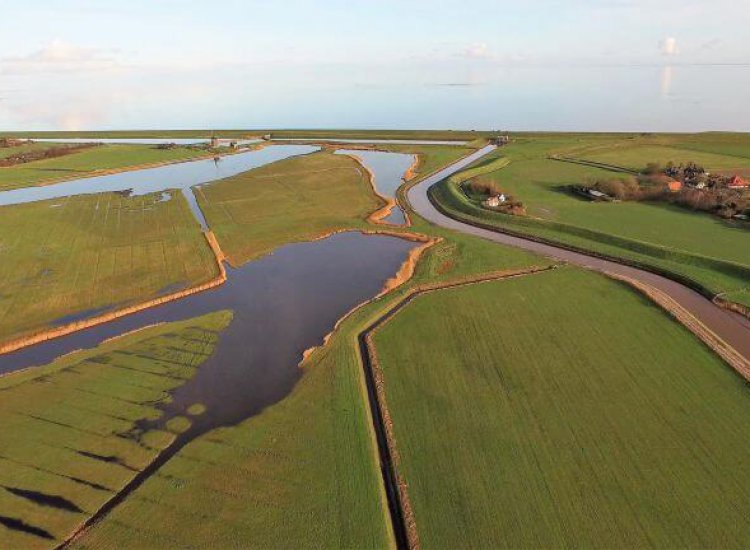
[663,162,748,191]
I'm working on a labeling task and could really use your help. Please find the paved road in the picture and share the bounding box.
[407,145,750,362]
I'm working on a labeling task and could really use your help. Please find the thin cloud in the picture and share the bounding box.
[460,42,492,59]
[1,40,121,74]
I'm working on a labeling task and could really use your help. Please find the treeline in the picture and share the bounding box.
[0,143,97,167]
[584,175,749,219]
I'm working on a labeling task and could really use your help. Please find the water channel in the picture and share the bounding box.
[336,149,416,225]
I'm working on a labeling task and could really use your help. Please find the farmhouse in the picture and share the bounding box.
[667,180,683,192]
[728,175,748,189]
[484,194,506,207]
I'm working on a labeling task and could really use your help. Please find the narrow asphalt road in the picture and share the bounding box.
[407,145,750,363]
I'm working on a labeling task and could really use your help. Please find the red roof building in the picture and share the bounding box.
[728,175,748,189]
[667,180,682,192]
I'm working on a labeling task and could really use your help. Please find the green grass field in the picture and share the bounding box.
[0,310,232,549]
[0,144,211,190]
[3,134,747,548]
[0,191,219,344]
[197,150,384,265]
[431,135,750,305]
[68,173,551,547]
[372,267,750,547]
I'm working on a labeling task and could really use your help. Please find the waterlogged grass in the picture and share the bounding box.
[198,150,384,265]
[432,136,750,300]
[72,200,550,548]
[0,191,219,344]
[0,310,232,549]
[373,267,750,548]
[0,144,211,190]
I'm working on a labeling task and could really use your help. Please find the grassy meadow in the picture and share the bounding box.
[197,150,385,265]
[0,144,211,190]
[431,134,750,305]
[69,187,551,547]
[0,310,232,549]
[2,134,746,548]
[372,267,750,548]
[0,191,219,344]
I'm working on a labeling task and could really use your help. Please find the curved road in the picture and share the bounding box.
[407,145,750,363]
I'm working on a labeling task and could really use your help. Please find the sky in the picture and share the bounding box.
[1,0,749,131]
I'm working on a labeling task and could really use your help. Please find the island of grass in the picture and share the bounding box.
[371,267,750,547]
[0,191,220,345]
[430,133,750,308]
[197,150,388,265]
[0,310,232,548]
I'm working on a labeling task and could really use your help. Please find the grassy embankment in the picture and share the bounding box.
[0,144,213,191]
[0,310,232,549]
[66,149,552,548]
[431,134,750,306]
[0,191,219,345]
[372,267,750,547]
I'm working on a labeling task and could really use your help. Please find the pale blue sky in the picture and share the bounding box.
[1,1,749,130]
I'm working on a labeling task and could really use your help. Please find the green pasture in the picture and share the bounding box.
[197,150,384,266]
[432,135,750,303]
[71,184,550,547]
[0,310,231,548]
[373,267,750,548]
[0,191,219,344]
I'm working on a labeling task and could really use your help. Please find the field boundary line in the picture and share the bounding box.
[356,264,557,550]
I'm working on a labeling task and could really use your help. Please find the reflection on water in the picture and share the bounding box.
[0,231,418,525]
[661,66,674,99]
[0,231,417,428]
